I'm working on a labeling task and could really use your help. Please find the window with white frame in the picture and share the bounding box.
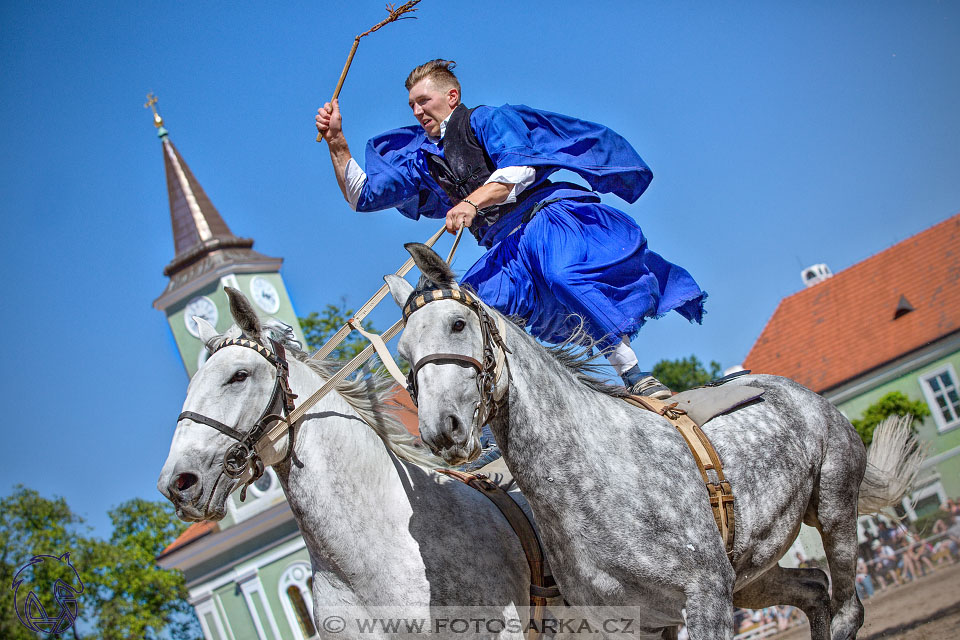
[279,562,317,640]
[920,364,960,432]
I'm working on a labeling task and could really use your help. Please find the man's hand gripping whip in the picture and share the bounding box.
[315,1,422,143]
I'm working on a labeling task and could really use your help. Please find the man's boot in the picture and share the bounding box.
[622,365,672,400]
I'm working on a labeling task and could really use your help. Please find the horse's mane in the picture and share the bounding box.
[407,280,627,399]
[252,321,444,469]
[539,321,630,399]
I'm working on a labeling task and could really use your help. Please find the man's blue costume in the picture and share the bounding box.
[354,103,706,351]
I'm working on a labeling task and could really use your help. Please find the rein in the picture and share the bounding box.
[178,336,298,501]
[173,225,465,499]
[402,287,510,429]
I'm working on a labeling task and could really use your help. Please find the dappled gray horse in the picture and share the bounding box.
[158,289,547,639]
[386,243,923,640]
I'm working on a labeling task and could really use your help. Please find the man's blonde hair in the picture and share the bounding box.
[405,59,461,97]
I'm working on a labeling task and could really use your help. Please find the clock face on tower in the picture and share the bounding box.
[250,276,280,314]
[184,295,218,338]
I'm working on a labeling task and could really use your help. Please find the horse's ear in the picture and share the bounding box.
[384,274,414,308]
[225,287,262,339]
[195,316,221,351]
[405,242,456,287]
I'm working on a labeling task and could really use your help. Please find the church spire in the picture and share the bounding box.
[150,96,281,310]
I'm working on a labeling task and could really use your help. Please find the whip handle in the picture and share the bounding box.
[316,37,361,143]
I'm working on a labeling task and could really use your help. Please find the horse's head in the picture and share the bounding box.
[158,287,298,521]
[386,243,508,466]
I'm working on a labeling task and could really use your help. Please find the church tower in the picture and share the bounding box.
[148,95,305,377]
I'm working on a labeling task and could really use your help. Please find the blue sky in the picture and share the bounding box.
[1,1,958,538]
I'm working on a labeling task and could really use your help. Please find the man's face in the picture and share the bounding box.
[408,78,458,137]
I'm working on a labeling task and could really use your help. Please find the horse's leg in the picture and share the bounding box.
[733,566,831,640]
[814,436,866,640]
[817,514,864,639]
[683,580,735,640]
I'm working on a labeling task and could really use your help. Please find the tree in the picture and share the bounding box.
[299,299,409,373]
[0,486,200,640]
[299,299,378,361]
[851,391,930,446]
[0,486,88,639]
[651,355,723,392]
[85,498,201,640]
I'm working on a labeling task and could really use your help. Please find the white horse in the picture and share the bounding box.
[385,243,924,640]
[157,288,549,639]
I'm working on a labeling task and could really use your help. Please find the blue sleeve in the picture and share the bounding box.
[470,104,653,203]
[355,126,450,220]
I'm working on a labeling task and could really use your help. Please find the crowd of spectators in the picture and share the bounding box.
[855,498,960,599]
[676,500,960,639]
[726,499,960,638]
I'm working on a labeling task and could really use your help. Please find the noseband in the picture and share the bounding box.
[402,287,510,429]
[177,335,298,500]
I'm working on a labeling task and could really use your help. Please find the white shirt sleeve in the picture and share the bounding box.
[484,166,536,204]
[343,157,368,211]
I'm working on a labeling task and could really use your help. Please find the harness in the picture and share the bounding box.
[402,287,510,429]
[403,287,737,558]
[178,336,298,501]
[436,469,560,640]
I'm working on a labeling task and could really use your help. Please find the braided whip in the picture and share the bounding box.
[316,1,422,142]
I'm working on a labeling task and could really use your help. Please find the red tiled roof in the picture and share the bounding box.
[743,213,960,393]
[387,388,420,436]
[159,520,218,558]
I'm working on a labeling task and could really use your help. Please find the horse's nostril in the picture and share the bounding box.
[176,473,198,493]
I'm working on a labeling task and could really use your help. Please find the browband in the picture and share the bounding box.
[403,287,478,321]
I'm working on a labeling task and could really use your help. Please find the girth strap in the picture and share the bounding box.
[626,395,736,557]
[437,468,559,640]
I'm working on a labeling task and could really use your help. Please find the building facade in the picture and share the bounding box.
[743,213,960,554]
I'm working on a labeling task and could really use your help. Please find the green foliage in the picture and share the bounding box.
[651,355,723,392]
[85,499,200,640]
[299,300,377,361]
[0,486,200,640]
[299,299,409,374]
[911,508,951,537]
[851,391,930,446]
[0,486,89,640]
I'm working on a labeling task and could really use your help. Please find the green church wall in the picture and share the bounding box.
[215,584,260,640]
[257,546,315,640]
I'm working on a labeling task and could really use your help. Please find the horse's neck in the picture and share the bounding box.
[497,321,624,458]
[272,360,425,591]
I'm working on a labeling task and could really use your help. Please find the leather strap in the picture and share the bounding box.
[437,468,558,640]
[350,319,408,388]
[311,224,447,362]
[177,410,245,442]
[625,395,736,557]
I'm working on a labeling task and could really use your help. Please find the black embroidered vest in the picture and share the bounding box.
[424,104,535,242]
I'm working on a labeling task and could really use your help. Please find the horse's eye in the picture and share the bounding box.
[452,318,466,332]
[229,370,249,383]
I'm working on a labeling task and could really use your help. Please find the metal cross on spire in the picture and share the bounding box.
[144,92,168,138]
[144,92,163,126]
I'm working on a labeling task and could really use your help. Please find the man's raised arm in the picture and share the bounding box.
[315,99,366,210]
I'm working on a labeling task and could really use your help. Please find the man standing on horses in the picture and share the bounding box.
[315,59,706,400]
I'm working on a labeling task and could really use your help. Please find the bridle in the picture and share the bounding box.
[177,335,298,501]
[402,287,510,430]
